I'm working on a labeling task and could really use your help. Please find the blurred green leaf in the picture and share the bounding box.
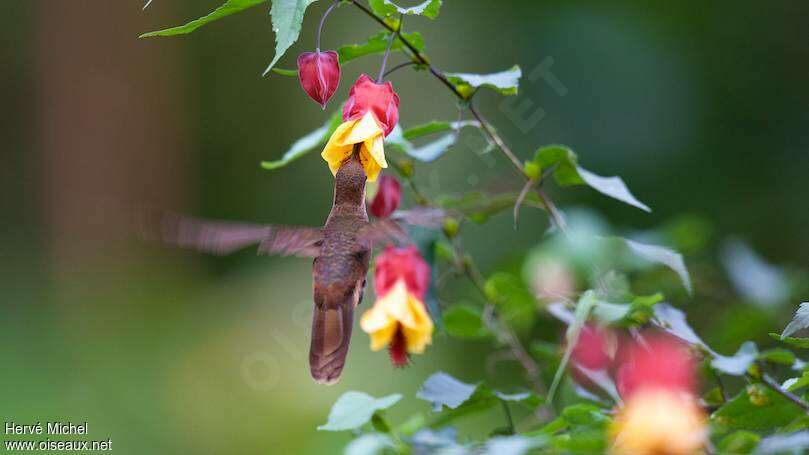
[261,110,341,170]
[403,120,480,140]
[140,0,265,37]
[338,31,424,64]
[549,291,597,401]
[443,305,490,339]
[445,66,522,98]
[318,391,402,431]
[712,384,803,431]
[717,431,761,454]
[416,372,540,420]
[712,341,758,376]
[482,435,545,455]
[484,272,536,327]
[782,370,809,392]
[758,348,796,366]
[262,0,320,76]
[344,433,396,455]
[621,238,692,295]
[770,332,809,349]
[783,302,809,339]
[369,0,442,18]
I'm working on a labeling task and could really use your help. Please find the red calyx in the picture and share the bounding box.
[374,245,430,300]
[343,74,400,137]
[297,50,340,109]
[571,324,612,371]
[369,174,401,218]
[388,328,409,368]
[615,333,697,399]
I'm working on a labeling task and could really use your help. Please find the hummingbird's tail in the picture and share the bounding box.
[309,286,360,385]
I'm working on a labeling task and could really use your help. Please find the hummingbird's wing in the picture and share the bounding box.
[359,206,449,248]
[390,206,447,229]
[162,213,323,257]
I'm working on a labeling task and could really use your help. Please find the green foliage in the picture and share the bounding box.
[260,110,341,170]
[140,0,265,38]
[712,384,804,431]
[263,0,320,76]
[338,31,425,64]
[442,305,490,339]
[318,391,402,431]
[369,0,442,19]
[445,65,522,98]
[783,302,809,338]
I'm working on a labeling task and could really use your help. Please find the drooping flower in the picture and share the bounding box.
[297,50,340,108]
[369,174,401,218]
[571,324,613,371]
[609,333,706,455]
[360,246,433,367]
[321,74,400,182]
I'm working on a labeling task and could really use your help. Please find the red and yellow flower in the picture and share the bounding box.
[321,74,400,182]
[360,246,433,366]
[610,334,707,455]
[297,50,341,109]
[369,174,401,218]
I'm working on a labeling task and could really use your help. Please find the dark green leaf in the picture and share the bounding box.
[337,31,424,64]
[140,0,265,38]
[271,67,299,77]
[318,391,402,431]
[445,66,522,98]
[403,120,479,140]
[712,384,803,431]
[770,332,809,349]
[758,348,796,366]
[548,291,597,401]
[717,431,760,454]
[782,371,809,392]
[443,305,490,339]
[262,0,320,76]
[261,111,341,170]
[369,0,442,19]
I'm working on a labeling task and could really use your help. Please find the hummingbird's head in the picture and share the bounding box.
[333,145,367,207]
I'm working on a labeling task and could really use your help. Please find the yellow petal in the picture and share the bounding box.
[321,120,358,176]
[383,280,419,327]
[359,146,383,182]
[403,297,433,353]
[360,300,397,351]
[342,111,383,145]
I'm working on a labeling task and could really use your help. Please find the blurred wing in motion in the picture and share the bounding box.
[162,213,323,257]
[391,206,447,229]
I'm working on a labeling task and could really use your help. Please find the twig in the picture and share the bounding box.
[376,15,400,82]
[383,61,418,78]
[500,400,515,434]
[761,374,809,414]
[316,1,340,50]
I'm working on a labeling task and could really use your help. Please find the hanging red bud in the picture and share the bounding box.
[369,174,401,218]
[343,74,400,137]
[297,50,340,109]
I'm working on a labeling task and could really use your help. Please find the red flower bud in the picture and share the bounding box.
[343,74,400,137]
[615,334,697,399]
[571,324,612,371]
[297,50,340,109]
[374,246,430,300]
[369,174,401,218]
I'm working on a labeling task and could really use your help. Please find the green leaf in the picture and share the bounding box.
[531,145,651,212]
[368,0,442,19]
[711,341,759,376]
[261,111,341,170]
[783,302,809,339]
[653,303,712,351]
[388,121,480,162]
[337,31,424,64]
[262,0,320,76]
[318,391,402,431]
[482,435,545,455]
[483,272,536,327]
[770,332,809,349]
[758,348,796,366]
[783,370,809,392]
[712,384,803,431]
[403,120,479,140]
[445,66,522,98]
[271,67,299,77]
[621,238,693,295]
[344,433,396,455]
[548,291,597,401]
[443,305,490,339]
[754,432,809,455]
[140,0,266,38]
[417,371,478,410]
[717,431,761,454]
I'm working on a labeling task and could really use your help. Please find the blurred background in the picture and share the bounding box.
[1,0,807,453]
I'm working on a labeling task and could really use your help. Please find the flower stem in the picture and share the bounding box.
[377,26,398,82]
[316,0,340,51]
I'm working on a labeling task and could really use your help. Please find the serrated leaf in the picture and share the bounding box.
[417,372,478,410]
[711,341,759,376]
[344,433,396,455]
[262,0,319,76]
[754,432,809,455]
[443,305,490,339]
[261,110,341,170]
[140,0,265,38]
[622,238,693,294]
[445,66,522,98]
[712,386,803,431]
[369,0,442,19]
[783,302,809,339]
[318,391,402,431]
[337,31,424,64]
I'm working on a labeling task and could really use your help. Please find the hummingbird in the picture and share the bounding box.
[161,145,443,384]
